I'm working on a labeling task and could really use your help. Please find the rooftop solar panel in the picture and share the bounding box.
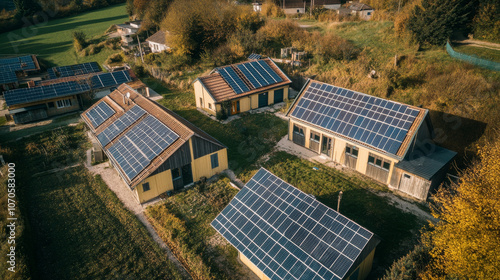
[107,115,179,180]
[85,101,116,128]
[49,62,101,78]
[0,55,36,72]
[248,53,262,60]
[97,105,147,146]
[211,168,375,280]
[218,67,250,94]
[0,70,17,84]
[290,82,421,155]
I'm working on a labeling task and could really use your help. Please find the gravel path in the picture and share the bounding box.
[86,161,192,279]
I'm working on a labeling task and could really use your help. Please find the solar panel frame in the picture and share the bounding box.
[211,168,374,280]
[290,82,420,155]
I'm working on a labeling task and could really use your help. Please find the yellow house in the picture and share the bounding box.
[193,58,292,117]
[211,168,380,280]
[82,84,228,203]
[286,79,456,201]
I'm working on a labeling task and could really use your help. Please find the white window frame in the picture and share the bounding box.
[56,99,72,109]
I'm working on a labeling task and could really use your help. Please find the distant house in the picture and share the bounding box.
[146,30,170,53]
[282,0,341,14]
[212,168,380,280]
[82,84,228,203]
[286,79,456,201]
[4,68,142,124]
[347,3,374,20]
[115,20,142,46]
[252,2,262,12]
[193,58,291,117]
[0,55,40,91]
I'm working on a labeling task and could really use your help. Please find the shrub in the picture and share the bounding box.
[105,53,124,65]
[72,30,87,52]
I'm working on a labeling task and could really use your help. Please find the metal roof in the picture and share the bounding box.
[395,144,457,180]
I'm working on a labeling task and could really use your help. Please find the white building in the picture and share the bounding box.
[146,30,170,53]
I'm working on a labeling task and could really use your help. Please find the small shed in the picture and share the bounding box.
[252,2,262,12]
[348,3,374,20]
[389,145,457,201]
[146,30,170,53]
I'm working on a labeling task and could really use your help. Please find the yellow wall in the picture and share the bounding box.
[190,142,228,181]
[194,80,217,114]
[135,169,174,203]
[346,248,376,280]
[289,119,395,184]
[239,252,271,280]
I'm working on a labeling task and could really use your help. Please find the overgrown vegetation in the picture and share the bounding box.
[0,125,183,279]
[146,177,243,280]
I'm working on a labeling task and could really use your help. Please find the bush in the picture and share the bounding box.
[382,243,431,280]
[105,53,124,65]
[72,30,87,52]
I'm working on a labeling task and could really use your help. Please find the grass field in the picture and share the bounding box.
[146,178,245,280]
[0,124,183,279]
[0,3,128,66]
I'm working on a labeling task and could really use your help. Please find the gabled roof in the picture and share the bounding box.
[146,30,167,45]
[211,168,380,280]
[283,0,307,8]
[396,144,457,180]
[81,84,225,188]
[195,58,291,102]
[348,3,373,11]
[287,79,427,158]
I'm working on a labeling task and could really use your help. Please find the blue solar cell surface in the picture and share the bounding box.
[211,168,374,280]
[0,55,37,84]
[218,67,250,94]
[97,105,147,146]
[49,62,100,79]
[107,115,179,180]
[4,70,132,106]
[85,101,116,128]
[290,82,420,155]
[0,70,17,84]
[248,53,262,60]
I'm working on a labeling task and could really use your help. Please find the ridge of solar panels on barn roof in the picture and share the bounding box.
[48,62,101,79]
[211,168,379,280]
[288,80,424,156]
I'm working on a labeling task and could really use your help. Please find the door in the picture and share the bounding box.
[292,125,305,147]
[321,136,332,157]
[231,100,240,115]
[258,92,268,108]
[181,163,193,186]
[273,88,284,104]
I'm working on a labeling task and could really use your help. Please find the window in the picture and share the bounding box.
[368,153,391,171]
[211,153,219,169]
[172,168,181,180]
[404,174,411,179]
[199,97,203,107]
[310,131,320,143]
[293,125,304,136]
[346,144,358,157]
[56,99,72,108]
[208,103,212,109]
[367,12,372,15]
[142,182,150,192]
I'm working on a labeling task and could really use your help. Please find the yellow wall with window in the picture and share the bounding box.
[135,169,174,203]
[194,80,216,113]
[190,148,228,181]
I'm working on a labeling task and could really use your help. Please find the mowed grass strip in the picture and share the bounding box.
[0,3,128,66]
[1,125,182,279]
[146,178,243,280]
[242,151,423,279]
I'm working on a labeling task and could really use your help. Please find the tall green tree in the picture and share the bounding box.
[13,0,40,17]
[421,138,500,279]
[408,0,476,45]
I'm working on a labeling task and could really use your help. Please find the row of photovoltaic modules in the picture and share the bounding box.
[248,53,262,60]
[4,71,132,106]
[85,101,116,128]
[0,56,36,84]
[291,82,420,155]
[97,105,146,146]
[107,115,179,180]
[48,62,101,79]
[212,168,373,280]
[217,60,282,94]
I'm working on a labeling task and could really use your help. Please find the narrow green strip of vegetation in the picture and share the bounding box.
[452,44,500,63]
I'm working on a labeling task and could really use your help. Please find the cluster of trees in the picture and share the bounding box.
[384,137,500,279]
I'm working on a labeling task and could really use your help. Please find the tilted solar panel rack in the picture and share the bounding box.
[107,115,180,180]
[290,82,420,155]
[212,168,377,280]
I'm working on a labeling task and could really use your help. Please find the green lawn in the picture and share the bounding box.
[147,178,245,280]
[0,3,128,66]
[452,44,500,63]
[0,124,183,279]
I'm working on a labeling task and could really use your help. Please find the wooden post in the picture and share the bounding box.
[394,54,398,67]
[337,190,343,212]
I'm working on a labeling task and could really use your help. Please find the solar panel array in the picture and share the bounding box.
[290,82,420,155]
[0,70,17,84]
[0,55,37,84]
[107,115,179,180]
[216,60,283,95]
[4,70,132,106]
[85,101,116,128]
[236,61,282,89]
[212,168,374,280]
[48,62,101,79]
[97,105,146,146]
[248,53,262,60]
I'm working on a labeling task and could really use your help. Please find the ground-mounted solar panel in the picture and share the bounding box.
[97,105,146,146]
[218,67,250,94]
[108,115,179,180]
[85,101,116,128]
[211,168,375,280]
[290,82,420,155]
